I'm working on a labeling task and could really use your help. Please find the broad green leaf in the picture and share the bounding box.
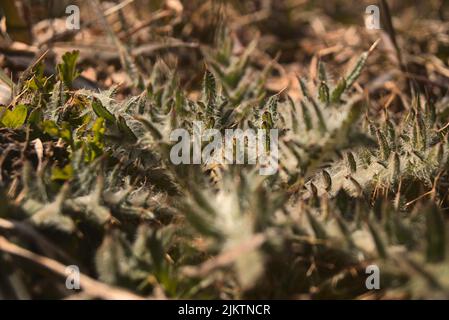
[51,164,74,181]
[28,108,43,125]
[0,104,27,128]
[42,120,60,137]
[57,50,80,88]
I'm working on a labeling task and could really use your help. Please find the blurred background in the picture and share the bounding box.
[1,0,448,102]
[0,1,448,181]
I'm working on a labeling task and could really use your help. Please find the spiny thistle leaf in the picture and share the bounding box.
[92,98,116,123]
[203,69,217,106]
[330,78,347,103]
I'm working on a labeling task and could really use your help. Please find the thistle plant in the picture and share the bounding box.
[0,26,449,300]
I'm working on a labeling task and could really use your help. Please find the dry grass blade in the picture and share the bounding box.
[0,236,146,300]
